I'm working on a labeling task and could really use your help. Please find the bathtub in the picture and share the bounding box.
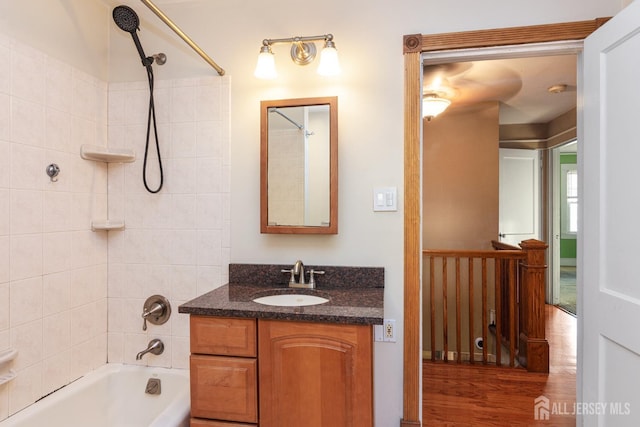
[0,364,190,427]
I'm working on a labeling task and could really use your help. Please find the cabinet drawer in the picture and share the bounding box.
[190,355,258,423]
[190,418,256,427]
[191,316,257,357]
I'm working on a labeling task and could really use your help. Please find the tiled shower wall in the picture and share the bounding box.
[0,34,231,420]
[267,128,304,226]
[105,76,230,368]
[0,34,109,419]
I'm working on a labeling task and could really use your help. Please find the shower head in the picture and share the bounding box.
[113,5,139,33]
[113,5,152,67]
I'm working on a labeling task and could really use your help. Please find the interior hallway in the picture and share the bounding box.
[423,305,576,426]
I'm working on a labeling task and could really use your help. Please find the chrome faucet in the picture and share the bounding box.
[293,260,305,285]
[281,260,324,289]
[136,339,164,360]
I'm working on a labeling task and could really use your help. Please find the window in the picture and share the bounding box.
[561,163,578,237]
[566,169,578,233]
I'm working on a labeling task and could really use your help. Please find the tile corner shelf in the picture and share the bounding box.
[91,220,125,231]
[0,348,18,386]
[80,146,132,231]
[0,370,16,386]
[80,145,135,163]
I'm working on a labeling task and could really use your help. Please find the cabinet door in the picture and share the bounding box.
[190,355,258,423]
[258,320,373,427]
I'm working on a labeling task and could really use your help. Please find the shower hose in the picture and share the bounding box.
[143,63,163,193]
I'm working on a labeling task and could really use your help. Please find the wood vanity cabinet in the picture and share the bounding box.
[258,319,373,427]
[190,316,258,426]
[190,420,256,427]
[189,316,373,427]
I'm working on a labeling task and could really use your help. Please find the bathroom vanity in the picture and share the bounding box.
[179,263,384,427]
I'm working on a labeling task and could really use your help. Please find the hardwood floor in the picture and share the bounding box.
[423,305,576,426]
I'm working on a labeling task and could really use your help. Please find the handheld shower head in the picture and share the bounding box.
[112,5,139,33]
[113,5,152,67]
[113,5,165,193]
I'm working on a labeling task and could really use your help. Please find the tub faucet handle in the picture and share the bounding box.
[142,302,163,331]
[141,295,171,331]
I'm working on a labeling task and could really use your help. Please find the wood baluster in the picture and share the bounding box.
[494,259,502,366]
[481,257,487,364]
[442,257,448,362]
[455,257,461,363]
[508,259,517,367]
[430,256,436,362]
[468,258,474,364]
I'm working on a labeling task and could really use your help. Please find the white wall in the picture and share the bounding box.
[0,0,109,80]
[0,0,625,425]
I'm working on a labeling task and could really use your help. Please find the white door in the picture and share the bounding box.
[499,148,539,246]
[582,2,640,425]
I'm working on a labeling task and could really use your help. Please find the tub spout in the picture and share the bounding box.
[136,339,164,360]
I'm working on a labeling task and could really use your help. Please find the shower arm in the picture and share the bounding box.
[139,0,225,76]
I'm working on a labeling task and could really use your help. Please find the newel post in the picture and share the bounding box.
[518,239,549,373]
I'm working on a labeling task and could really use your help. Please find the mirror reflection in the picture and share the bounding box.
[260,97,337,234]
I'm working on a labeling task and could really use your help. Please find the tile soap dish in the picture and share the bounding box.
[0,348,18,386]
[91,220,126,231]
[80,145,135,163]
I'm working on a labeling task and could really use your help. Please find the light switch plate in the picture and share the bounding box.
[373,187,397,211]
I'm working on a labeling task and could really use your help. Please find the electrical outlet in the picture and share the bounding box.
[383,319,396,342]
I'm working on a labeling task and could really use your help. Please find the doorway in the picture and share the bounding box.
[402,19,607,426]
[552,140,578,315]
[421,52,579,346]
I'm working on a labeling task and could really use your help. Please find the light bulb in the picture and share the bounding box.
[254,46,277,79]
[317,41,340,76]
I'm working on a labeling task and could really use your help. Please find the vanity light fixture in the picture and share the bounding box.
[422,94,451,121]
[254,34,341,79]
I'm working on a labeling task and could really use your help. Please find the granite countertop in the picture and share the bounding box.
[178,263,385,325]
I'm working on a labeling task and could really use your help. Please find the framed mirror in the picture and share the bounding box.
[260,96,338,234]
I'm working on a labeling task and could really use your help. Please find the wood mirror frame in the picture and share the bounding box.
[260,96,338,234]
[401,19,608,427]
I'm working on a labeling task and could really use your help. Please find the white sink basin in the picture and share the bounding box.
[253,294,329,307]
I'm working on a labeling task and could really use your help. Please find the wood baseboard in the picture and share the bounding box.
[401,420,422,427]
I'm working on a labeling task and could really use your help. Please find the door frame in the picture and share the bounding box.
[549,140,579,306]
[401,18,609,427]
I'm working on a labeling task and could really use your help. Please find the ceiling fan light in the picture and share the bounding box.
[422,96,451,120]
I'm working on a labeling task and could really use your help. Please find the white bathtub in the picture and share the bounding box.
[0,364,190,427]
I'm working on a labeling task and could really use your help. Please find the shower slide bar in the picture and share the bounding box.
[140,0,225,76]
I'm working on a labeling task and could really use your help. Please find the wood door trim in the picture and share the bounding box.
[403,18,609,54]
[401,18,608,427]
